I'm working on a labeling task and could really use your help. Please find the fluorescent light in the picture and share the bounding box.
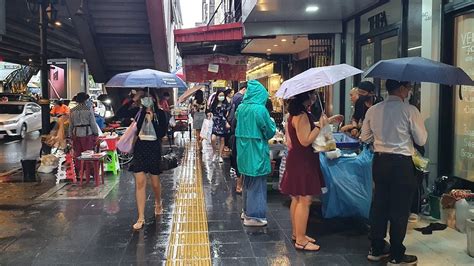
[28,58,33,62]
[273,44,278,47]
[212,44,217,51]
[305,6,319,12]
[266,48,271,51]
[281,39,287,42]
[408,46,422,51]
[54,21,62,26]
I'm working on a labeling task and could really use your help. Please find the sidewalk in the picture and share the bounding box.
[0,140,472,265]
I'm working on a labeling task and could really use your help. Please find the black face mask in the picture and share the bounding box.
[358,95,372,103]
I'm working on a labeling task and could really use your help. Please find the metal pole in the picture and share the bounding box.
[39,0,50,135]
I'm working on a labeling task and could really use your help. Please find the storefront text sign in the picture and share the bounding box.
[183,54,247,82]
[368,11,388,32]
[208,64,219,73]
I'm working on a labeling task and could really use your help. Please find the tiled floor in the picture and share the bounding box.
[0,140,472,265]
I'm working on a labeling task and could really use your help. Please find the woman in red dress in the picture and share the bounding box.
[280,91,328,251]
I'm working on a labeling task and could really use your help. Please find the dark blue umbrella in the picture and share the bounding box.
[363,57,474,86]
[106,69,187,89]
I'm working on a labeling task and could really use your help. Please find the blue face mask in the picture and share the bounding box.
[85,99,93,109]
[142,97,154,108]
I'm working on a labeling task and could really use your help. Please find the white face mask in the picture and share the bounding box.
[142,97,154,107]
[218,96,225,102]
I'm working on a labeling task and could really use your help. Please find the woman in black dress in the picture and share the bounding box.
[208,89,230,163]
[129,92,168,230]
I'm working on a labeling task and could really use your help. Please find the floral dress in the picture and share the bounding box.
[212,103,230,137]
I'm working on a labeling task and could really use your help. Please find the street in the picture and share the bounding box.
[0,132,42,174]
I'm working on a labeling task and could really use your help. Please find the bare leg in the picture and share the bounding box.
[219,137,225,158]
[195,130,202,150]
[150,174,162,215]
[133,172,147,229]
[290,196,299,237]
[236,175,243,193]
[294,196,319,250]
[211,134,218,157]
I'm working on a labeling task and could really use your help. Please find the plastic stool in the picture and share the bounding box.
[104,150,120,176]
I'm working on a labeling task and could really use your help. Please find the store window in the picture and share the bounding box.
[407,0,423,109]
[453,12,474,182]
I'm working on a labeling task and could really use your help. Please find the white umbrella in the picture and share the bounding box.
[275,64,363,99]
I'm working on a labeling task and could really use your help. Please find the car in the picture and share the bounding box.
[0,93,37,102]
[0,101,42,138]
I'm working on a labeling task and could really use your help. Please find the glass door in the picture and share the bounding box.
[380,35,399,99]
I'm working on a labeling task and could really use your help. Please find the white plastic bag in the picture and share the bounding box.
[200,118,213,141]
[138,115,157,141]
[312,125,337,152]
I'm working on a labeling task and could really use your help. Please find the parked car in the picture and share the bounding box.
[0,102,42,138]
[0,93,36,102]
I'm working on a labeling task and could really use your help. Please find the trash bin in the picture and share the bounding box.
[21,159,37,182]
[467,217,474,257]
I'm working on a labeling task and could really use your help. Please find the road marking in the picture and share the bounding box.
[166,142,211,265]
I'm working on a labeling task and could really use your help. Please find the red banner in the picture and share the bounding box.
[183,54,247,82]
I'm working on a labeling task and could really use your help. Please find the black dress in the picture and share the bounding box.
[129,105,168,175]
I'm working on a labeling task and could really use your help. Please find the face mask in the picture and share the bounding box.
[358,95,372,103]
[142,97,154,107]
[218,96,225,102]
[85,99,93,109]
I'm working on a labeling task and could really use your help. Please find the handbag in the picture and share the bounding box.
[160,151,178,170]
[117,109,142,153]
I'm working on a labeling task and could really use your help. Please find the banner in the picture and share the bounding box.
[183,54,247,82]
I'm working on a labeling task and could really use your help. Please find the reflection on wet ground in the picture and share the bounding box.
[0,139,472,265]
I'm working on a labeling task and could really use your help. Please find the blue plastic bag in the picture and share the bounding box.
[319,147,373,219]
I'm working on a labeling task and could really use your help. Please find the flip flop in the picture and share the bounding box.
[295,241,320,252]
[133,219,145,230]
[292,235,316,243]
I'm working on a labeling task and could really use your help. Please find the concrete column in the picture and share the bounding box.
[332,34,342,116]
[421,0,442,181]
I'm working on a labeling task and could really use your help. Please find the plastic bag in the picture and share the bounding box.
[169,116,176,127]
[412,150,429,172]
[200,118,213,141]
[319,147,374,219]
[313,125,337,152]
[138,114,157,141]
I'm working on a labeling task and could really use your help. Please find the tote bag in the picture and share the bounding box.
[117,110,141,153]
[200,118,213,141]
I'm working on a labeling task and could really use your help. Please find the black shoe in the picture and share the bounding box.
[367,241,390,262]
[387,254,418,265]
[367,247,390,262]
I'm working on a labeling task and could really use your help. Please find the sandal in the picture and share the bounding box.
[292,235,316,243]
[155,202,163,216]
[133,219,145,230]
[235,186,242,194]
[295,241,320,252]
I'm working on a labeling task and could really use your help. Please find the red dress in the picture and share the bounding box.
[280,112,325,196]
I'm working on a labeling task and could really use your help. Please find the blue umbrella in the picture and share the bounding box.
[363,57,474,86]
[106,69,187,89]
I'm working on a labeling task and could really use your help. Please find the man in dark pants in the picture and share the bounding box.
[361,79,427,265]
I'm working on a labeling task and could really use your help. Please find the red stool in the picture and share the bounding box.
[77,154,106,187]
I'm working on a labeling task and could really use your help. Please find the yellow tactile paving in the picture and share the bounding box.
[166,142,211,266]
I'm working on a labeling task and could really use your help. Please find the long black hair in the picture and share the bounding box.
[210,89,228,112]
[287,92,311,116]
[195,90,204,105]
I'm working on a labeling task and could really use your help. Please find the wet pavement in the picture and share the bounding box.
[0,139,472,265]
[0,132,42,174]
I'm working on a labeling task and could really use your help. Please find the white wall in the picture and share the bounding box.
[421,0,442,181]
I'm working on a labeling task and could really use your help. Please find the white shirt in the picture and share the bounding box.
[360,95,428,156]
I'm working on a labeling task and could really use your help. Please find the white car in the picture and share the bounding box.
[0,102,42,138]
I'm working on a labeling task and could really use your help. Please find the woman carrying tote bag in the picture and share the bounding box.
[129,92,168,230]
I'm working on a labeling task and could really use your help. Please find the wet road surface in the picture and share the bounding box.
[0,132,42,173]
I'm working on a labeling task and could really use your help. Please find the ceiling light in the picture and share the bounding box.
[213,44,217,51]
[28,58,33,62]
[306,6,319,12]
[281,39,287,42]
[408,46,422,51]
[54,21,62,26]
[266,48,271,52]
[273,44,278,47]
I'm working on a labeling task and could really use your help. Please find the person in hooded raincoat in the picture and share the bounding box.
[236,80,276,227]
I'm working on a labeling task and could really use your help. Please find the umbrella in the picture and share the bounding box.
[173,67,185,81]
[177,85,203,104]
[106,69,187,89]
[275,64,363,99]
[363,57,474,86]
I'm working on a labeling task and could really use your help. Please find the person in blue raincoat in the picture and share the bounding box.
[236,80,276,227]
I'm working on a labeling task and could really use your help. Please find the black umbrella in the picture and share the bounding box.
[363,57,474,86]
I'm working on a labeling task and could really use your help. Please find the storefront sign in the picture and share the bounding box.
[183,54,247,82]
[368,11,388,31]
[453,13,474,182]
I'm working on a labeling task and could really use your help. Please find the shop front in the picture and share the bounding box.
[439,0,474,183]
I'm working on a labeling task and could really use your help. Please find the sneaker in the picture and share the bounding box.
[367,241,391,262]
[243,218,267,227]
[219,157,224,163]
[387,254,418,265]
[240,212,248,220]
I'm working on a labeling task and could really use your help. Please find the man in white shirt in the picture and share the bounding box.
[361,79,427,266]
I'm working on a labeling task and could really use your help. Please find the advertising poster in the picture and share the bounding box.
[183,54,247,82]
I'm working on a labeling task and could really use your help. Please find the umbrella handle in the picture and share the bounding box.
[317,92,325,114]
[459,86,463,101]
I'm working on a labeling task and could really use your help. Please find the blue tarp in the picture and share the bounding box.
[320,147,373,219]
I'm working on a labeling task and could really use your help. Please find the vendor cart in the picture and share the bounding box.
[170,107,191,140]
